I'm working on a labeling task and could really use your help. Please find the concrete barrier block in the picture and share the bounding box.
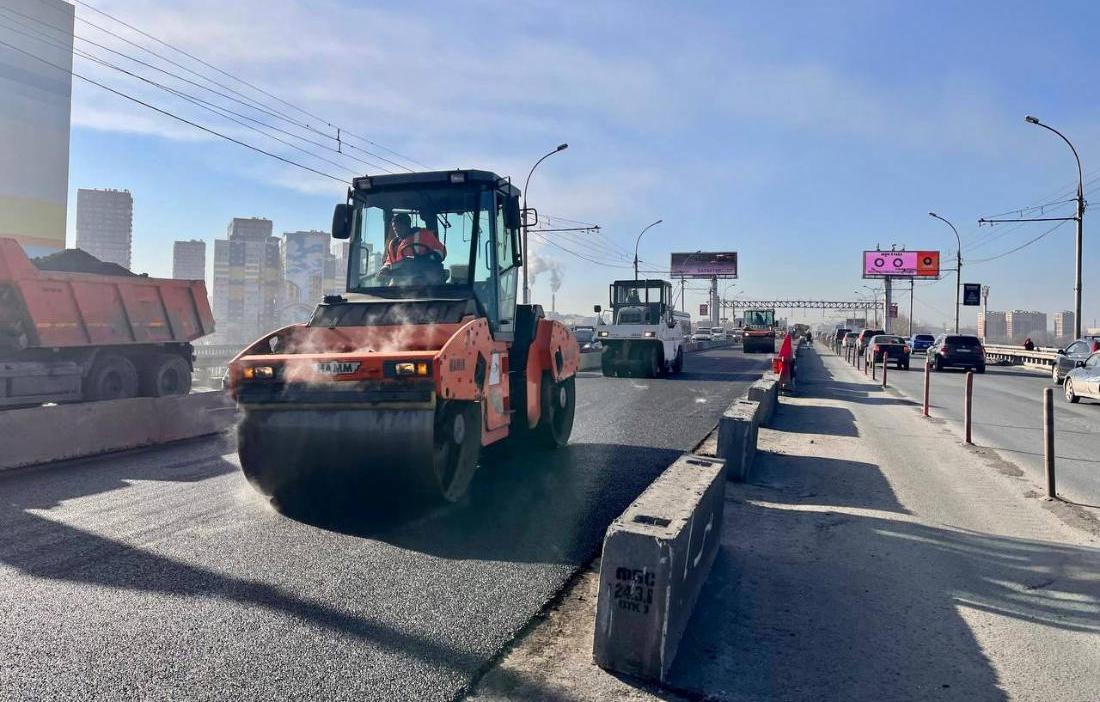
[594,454,726,682]
[0,391,238,472]
[747,375,779,425]
[717,399,758,482]
[579,352,602,371]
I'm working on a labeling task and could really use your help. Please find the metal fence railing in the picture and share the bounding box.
[982,344,1060,369]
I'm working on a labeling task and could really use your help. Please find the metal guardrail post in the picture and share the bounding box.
[871,353,876,380]
[881,353,888,389]
[964,371,974,444]
[1043,387,1056,498]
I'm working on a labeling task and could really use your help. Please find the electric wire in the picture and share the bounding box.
[71,0,432,170]
[46,0,422,172]
[0,35,349,184]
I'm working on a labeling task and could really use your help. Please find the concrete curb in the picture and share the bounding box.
[0,391,238,471]
[716,398,759,482]
[593,454,726,682]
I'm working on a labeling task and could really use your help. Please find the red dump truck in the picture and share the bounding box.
[0,238,214,407]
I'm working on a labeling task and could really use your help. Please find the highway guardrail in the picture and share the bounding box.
[982,344,1060,370]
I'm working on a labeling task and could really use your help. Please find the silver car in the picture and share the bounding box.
[1064,351,1100,403]
[1051,336,1100,384]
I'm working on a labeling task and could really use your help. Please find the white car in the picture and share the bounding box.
[710,328,728,341]
[690,332,712,342]
[1064,351,1100,403]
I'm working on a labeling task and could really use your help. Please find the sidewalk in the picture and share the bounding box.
[465,347,1100,701]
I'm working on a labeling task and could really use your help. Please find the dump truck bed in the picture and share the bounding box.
[0,238,213,352]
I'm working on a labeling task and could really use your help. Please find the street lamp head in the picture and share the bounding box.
[1025,115,1040,125]
[556,143,569,151]
[928,211,937,218]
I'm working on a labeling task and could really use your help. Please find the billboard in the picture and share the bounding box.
[862,251,940,279]
[0,0,74,256]
[671,251,738,279]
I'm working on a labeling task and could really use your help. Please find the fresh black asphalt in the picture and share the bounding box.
[0,345,768,701]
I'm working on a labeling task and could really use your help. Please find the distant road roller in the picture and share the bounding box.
[226,170,579,507]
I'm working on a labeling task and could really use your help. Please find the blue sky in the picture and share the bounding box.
[57,0,1100,328]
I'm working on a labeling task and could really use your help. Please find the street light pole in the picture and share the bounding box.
[929,212,961,334]
[1026,116,1085,339]
[522,143,568,305]
[633,219,663,280]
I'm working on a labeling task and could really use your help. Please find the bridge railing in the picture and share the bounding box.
[983,344,1060,369]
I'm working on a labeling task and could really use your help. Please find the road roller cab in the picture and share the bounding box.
[226,170,579,506]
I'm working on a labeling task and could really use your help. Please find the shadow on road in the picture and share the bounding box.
[304,441,682,564]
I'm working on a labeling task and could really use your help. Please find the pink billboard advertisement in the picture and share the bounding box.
[862,250,940,278]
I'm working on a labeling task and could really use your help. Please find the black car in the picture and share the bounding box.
[866,334,910,369]
[926,334,985,373]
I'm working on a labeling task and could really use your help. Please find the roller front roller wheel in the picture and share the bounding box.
[534,374,575,449]
[431,401,482,503]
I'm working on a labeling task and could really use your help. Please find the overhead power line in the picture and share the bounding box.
[0,36,348,184]
[70,0,429,171]
[0,6,396,174]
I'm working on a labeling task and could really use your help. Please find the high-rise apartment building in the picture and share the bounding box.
[75,188,133,268]
[0,0,73,257]
[1053,311,1075,340]
[227,217,273,241]
[284,230,329,320]
[978,310,1007,341]
[325,241,351,295]
[212,218,282,344]
[172,240,206,281]
[1005,310,1047,341]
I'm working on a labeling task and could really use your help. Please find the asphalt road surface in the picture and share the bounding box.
[853,352,1100,506]
[0,345,768,702]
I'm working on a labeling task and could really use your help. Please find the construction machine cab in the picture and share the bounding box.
[743,309,776,329]
[608,279,675,326]
[333,170,523,337]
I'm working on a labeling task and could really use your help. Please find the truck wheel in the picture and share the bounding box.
[431,401,482,503]
[535,374,575,448]
[84,354,139,401]
[141,353,192,397]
